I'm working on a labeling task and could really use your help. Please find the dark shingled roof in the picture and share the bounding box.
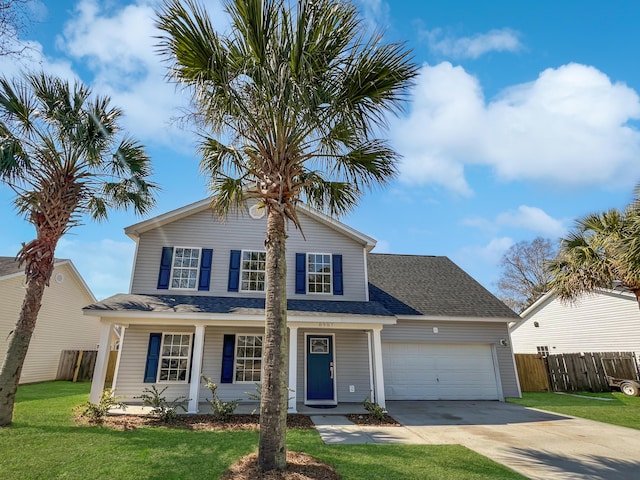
[0,257,69,278]
[367,254,519,319]
[83,254,517,320]
[0,257,22,277]
[84,293,394,317]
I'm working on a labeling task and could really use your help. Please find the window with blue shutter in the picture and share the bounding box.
[157,247,173,290]
[220,334,236,383]
[144,333,162,382]
[228,250,241,291]
[332,254,343,295]
[295,253,306,294]
[198,249,213,291]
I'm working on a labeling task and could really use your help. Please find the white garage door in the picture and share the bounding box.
[382,343,500,400]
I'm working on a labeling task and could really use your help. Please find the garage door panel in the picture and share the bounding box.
[383,343,499,400]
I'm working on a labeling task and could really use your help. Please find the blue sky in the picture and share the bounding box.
[2,0,640,300]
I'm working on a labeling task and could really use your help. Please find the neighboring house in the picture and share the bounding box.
[86,199,521,412]
[0,257,100,384]
[510,289,640,361]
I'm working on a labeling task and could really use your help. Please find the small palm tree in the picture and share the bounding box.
[156,0,417,470]
[0,72,157,426]
[547,203,640,308]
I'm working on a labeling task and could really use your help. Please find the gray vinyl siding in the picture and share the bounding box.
[113,324,194,402]
[381,320,520,398]
[511,291,640,361]
[130,209,368,301]
[297,329,371,403]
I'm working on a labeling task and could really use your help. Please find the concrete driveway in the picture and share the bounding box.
[385,400,640,480]
[312,400,640,479]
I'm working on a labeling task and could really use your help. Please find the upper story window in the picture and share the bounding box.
[307,253,332,294]
[158,247,213,292]
[159,333,192,382]
[171,247,201,289]
[241,251,266,292]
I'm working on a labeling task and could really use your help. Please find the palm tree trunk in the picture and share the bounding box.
[258,209,289,471]
[0,260,52,426]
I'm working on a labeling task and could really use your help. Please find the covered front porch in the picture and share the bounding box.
[88,309,396,414]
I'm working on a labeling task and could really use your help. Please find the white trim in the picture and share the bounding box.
[90,322,113,404]
[303,332,337,405]
[233,334,264,384]
[396,315,517,323]
[188,325,206,413]
[128,242,140,295]
[367,330,375,402]
[156,332,193,383]
[288,326,298,413]
[239,250,266,293]
[168,247,202,291]
[124,198,377,250]
[111,325,126,391]
[509,341,523,399]
[490,343,505,401]
[371,328,386,408]
[306,253,333,295]
[363,248,370,302]
[84,310,397,326]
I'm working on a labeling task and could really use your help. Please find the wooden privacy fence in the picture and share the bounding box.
[56,350,118,385]
[515,352,640,393]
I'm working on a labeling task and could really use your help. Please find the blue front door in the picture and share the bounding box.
[306,335,335,403]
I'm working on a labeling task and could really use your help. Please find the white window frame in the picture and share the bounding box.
[170,246,201,290]
[234,334,264,384]
[536,345,550,357]
[157,332,192,383]
[240,250,267,292]
[306,253,332,295]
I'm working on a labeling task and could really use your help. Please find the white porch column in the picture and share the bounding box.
[188,324,206,413]
[110,325,127,391]
[90,322,113,404]
[288,326,298,413]
[371,327,386,409]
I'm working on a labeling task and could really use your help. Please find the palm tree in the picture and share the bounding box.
[155,0,417,470]
[547,203,640,308]
[0,72,157,426]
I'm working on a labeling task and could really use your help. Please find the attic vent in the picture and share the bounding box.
[55,273,64,284]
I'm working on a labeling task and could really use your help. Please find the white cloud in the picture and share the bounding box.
[455,236,514,270]
[56,237,135,300]
[393,62,640,194]
[423,28,523,59]
[372,239,391,253]
[463,205,568,238]
[496,206,567,238]
[355,0,390,29]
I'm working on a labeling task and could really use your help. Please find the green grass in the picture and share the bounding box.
[508,391,640,430]
[0,382,525,479]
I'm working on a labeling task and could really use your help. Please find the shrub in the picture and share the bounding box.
[136,385,189,423]
[201,375,239,421]
[363,396,386,421]
[79,389,125,423]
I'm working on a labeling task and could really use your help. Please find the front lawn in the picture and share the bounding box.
[508,391,640,430]
[0,382,525,479]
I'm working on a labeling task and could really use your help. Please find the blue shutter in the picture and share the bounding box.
[157,247,173,290]
[333,254,343,295]
[295,253,306,294]
[198,248,213,291]
[144,333,162,383]
[228,250,241,292]
[221,334,236,383]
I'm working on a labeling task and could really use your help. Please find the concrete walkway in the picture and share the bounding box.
[311,401,640,480]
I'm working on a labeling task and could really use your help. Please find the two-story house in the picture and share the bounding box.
[86,199,521,412]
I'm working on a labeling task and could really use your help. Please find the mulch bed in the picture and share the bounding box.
[220,452,339,480]
[78,413,315,431]
[346,413,400,426]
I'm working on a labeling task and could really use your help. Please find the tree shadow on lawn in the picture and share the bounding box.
[507,447,640,480]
